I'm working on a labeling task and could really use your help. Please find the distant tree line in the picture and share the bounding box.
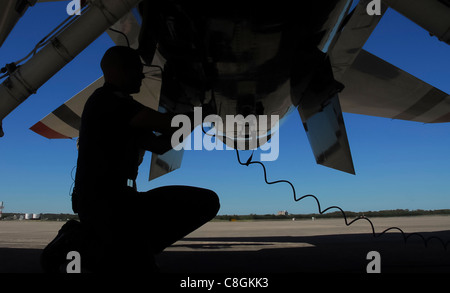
[1,213,78,221]
[2,209,450,222]
[214,209,450,221]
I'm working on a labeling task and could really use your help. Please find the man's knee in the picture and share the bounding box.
[210,190,221,214]
[202,189,220,219]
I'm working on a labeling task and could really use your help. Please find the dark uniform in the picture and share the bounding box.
[68,84,220,272]
[73,84,145,215]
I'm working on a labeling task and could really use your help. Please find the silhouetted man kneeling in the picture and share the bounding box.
[42,46,220,273]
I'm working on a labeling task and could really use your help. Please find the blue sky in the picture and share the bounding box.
[0,1,449,215]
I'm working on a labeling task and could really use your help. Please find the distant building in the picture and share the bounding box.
[24,213,41,220]
[277,210,288,216]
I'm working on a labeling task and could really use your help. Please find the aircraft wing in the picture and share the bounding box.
[337,49,450,123]
[307,0,450,175]
[29,73,161,139]
[330,0,450,123]
[30,76,102,139]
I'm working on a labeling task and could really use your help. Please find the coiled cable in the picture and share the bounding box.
[235,149,450,250]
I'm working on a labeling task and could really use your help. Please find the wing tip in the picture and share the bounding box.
[30,121,71,139]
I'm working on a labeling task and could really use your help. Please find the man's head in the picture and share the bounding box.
[100,46,144,94]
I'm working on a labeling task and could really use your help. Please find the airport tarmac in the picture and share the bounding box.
[0,216,449,274]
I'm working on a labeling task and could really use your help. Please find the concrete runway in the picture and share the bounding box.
[1,216,450,274]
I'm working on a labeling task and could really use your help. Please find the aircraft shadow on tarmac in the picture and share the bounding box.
[1,231,449,273]
[157,231,450,273]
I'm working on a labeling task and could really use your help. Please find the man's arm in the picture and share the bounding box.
[129,107,177,135]
[137,131,174,155]
[130,107,195,155]
[130,104,213,134]
[130,103,216,153]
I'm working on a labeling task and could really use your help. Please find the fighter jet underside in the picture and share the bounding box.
[0,0,449,179]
